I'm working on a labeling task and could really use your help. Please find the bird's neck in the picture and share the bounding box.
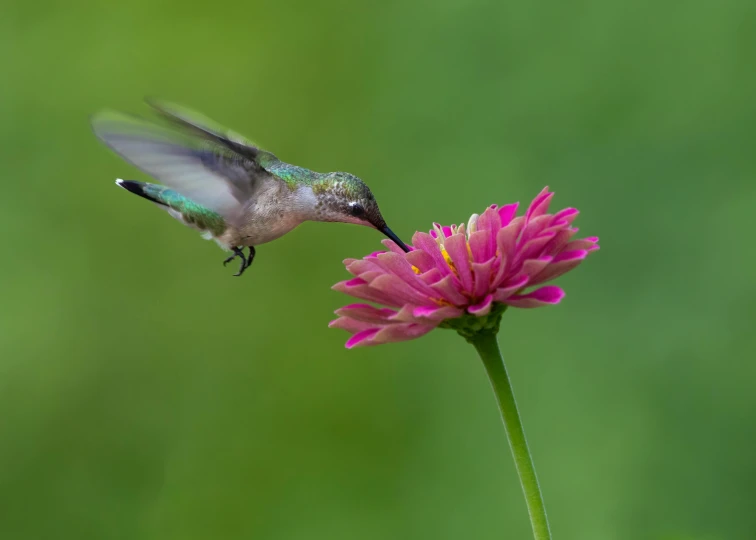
[288,185,331,222]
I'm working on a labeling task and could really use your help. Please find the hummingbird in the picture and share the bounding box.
[90,99,410,276]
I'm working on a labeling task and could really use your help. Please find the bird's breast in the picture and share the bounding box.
[237,182,313,245]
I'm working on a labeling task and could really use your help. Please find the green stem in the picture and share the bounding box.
[470,331,552,540]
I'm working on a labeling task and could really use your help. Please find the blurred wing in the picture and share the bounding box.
[91,110,265,222]
[145,98,279,167]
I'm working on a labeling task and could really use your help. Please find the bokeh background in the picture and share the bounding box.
[2,0,755,538]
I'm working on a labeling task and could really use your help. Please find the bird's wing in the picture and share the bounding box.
[145,98,280,169]
[91,109,270,224]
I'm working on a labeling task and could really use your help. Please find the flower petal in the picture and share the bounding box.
[334,303,400,324]
[493,274,529,302]
[413,231,453,277]
[468,294,494,316]
[432,224,454,238]
[376,240,402,255]
[345,328,381,348]
[521,255,553,279]
[467,213,479,233]
[417,267,443,285]
[405,249,436,273]
[471,258,495,299]
[412,305,464,321]
[370,274,436,306]
[349,323,436,347]
[468,230,494,263]
[355,270,386,284]
[498,216,523,254]
[543,228,578,256]
[518,214,553,247]
[515,232,557,265]
[373,323,436,345]
[375,252,438,297]
[328,317,376,333]
[332,279,404,307]
[491,218,524,286]
[475,206,502,253]
[564,237,599,252]
[430,274,469,305]
[526,187,553,221]
[444,233,474,293]
[506,285,565,308]
[529,250,588,285]
[346,258,383,277]
[551,207,579,227]
[498,203,519,226]
[388,304,462,323]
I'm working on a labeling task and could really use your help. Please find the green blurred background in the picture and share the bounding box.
[2,0,755,538]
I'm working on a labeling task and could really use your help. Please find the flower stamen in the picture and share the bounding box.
[441,246,457,274]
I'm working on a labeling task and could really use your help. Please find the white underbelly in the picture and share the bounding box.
[240,213,303,245]
[237,185,315,245]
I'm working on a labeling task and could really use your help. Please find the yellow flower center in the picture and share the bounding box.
[408,230,479,306]
[409,245,464,276]
[439,243,474,277]
[441,246,458,275]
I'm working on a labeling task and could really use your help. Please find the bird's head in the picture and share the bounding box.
[313,172,410,252]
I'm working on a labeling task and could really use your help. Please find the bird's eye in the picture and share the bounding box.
[349,203,365,217]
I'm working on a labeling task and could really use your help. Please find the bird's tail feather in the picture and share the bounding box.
[115,179,227,236]
[116,179,168,206]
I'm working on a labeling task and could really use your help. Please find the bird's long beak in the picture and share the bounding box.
[380,225,411,253]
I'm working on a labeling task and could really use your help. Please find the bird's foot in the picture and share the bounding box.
[223,246,256,277]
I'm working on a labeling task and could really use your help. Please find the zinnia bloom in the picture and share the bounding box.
[330,187,599,348]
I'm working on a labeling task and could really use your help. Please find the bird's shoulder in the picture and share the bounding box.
[257,158,324,190]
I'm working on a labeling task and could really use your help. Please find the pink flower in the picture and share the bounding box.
[330,187,599,348]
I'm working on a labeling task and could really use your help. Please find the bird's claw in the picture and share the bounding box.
[223,246,256,277]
